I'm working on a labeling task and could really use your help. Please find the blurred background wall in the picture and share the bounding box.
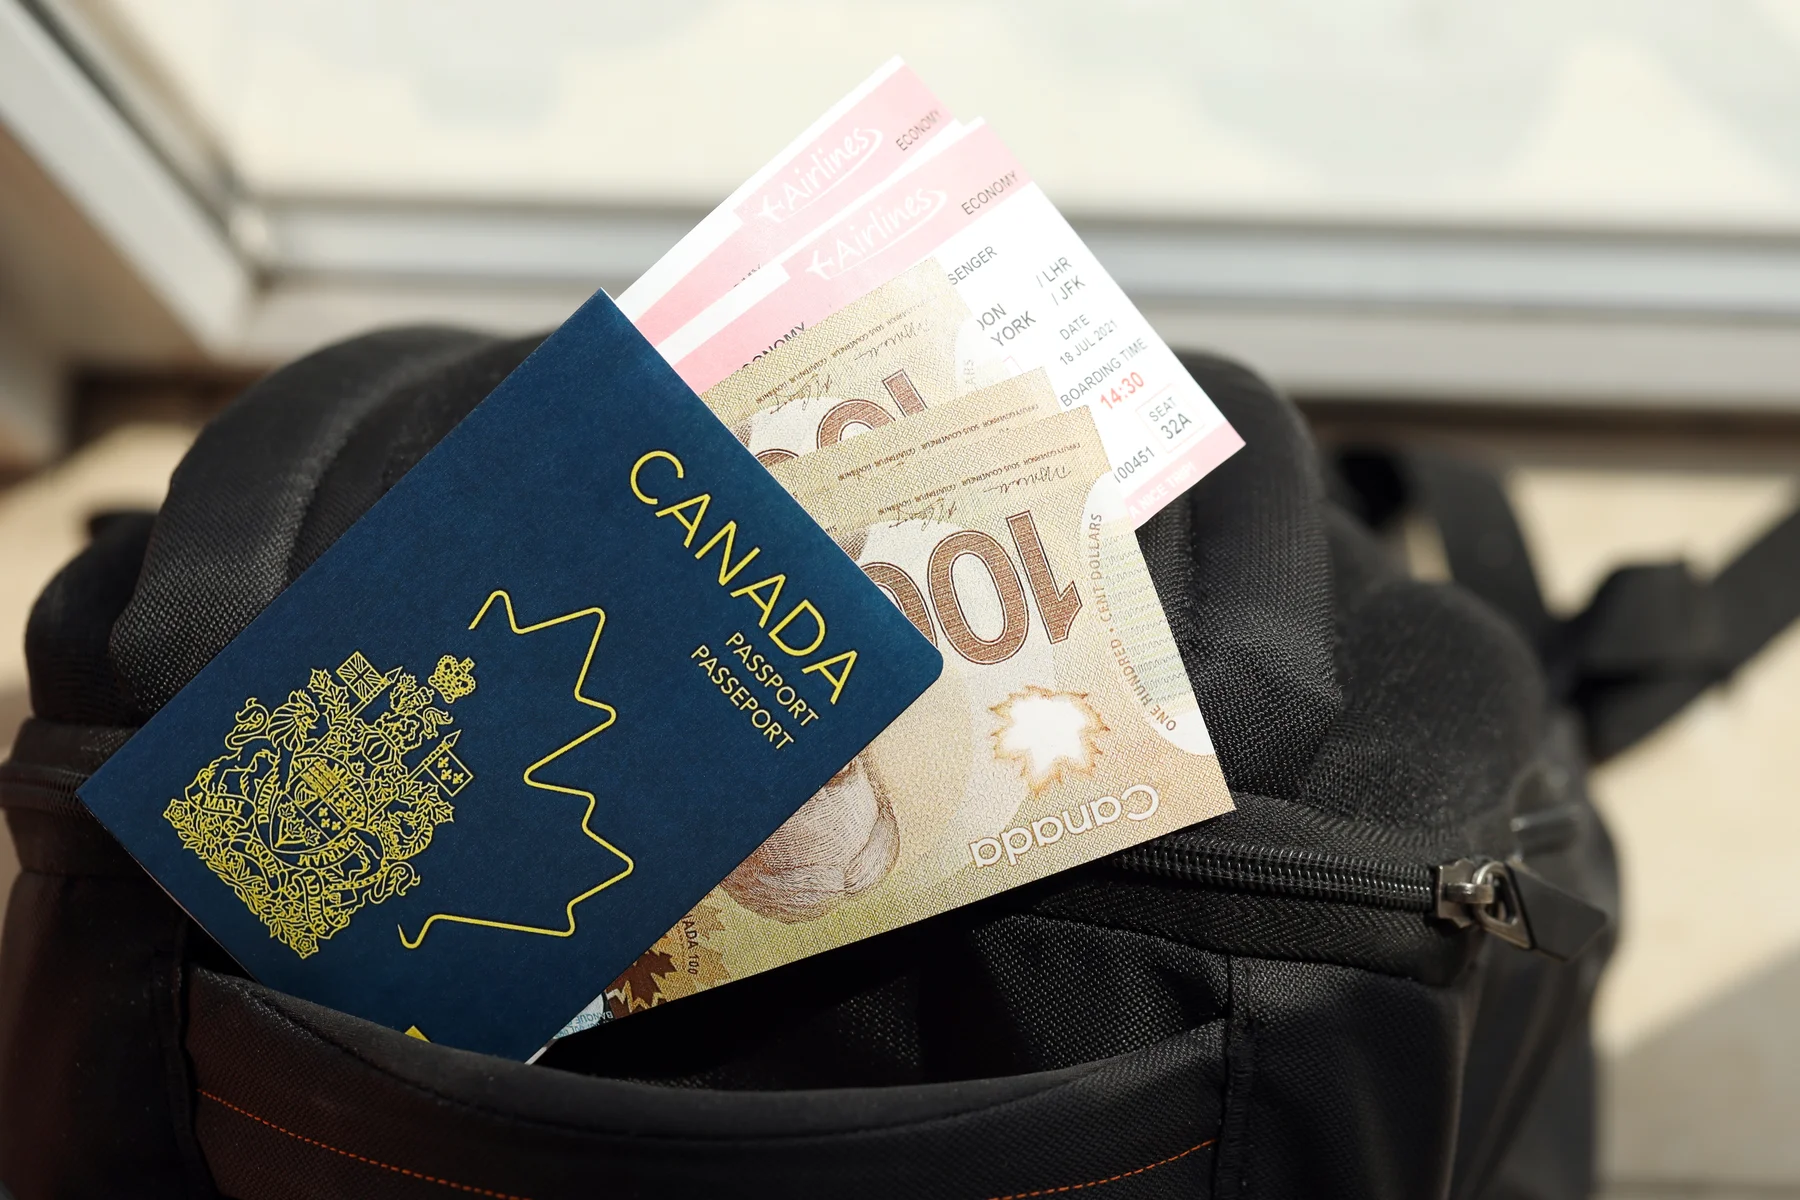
[12,0,1800,434]
[4,3,1800,1195]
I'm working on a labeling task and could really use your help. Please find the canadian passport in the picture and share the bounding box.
[77,291,943,1060]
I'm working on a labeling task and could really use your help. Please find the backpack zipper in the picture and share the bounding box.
[1112,841,1608,962]
[1113,841,1435,911]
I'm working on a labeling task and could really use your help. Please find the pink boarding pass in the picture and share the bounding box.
[663,123,1243,527]
[618,59,956,346]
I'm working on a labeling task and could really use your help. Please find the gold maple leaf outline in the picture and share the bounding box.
[396,589,634,950]
[989,684,1110,797]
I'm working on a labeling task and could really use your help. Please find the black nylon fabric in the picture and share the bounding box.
[1303,557,1542,838]
[185,969,1227,1200]
[0,529,212,1199]
[1213,955,1478,1199]
[1138,355,1341,802]
[110,328,517,714]
[0,335,1621,1200]
[24,512,155,726]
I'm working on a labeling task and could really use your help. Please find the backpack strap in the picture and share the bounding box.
[1570,508,1800,757]
[1334,447,1800,761]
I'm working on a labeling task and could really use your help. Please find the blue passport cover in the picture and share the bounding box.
[77,291,942,1060]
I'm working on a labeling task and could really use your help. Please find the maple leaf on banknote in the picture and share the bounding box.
[606,948,677,1016]
[990,686,1108,796]
[602,899,734,1017]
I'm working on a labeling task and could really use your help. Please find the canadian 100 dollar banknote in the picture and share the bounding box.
[561,404,1231,1030]
[703,260,1013,468]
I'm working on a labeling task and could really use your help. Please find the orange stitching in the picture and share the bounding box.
[198,1090,532,1200]
[986,1138,1215,1200]
[200,1085,1208,1200]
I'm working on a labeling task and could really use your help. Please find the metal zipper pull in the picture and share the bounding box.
[1435,858,1610,962]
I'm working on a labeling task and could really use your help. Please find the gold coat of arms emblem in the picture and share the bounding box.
[163,651,477,958]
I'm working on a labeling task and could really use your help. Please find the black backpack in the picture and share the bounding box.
[7,327,1777,1199]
